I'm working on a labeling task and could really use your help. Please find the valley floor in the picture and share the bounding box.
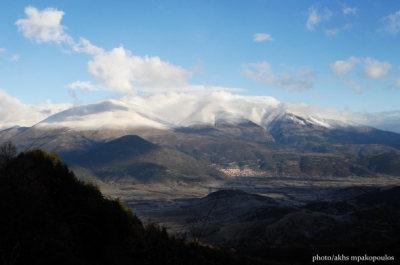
[92,175,400,248]
[96,174,399,214]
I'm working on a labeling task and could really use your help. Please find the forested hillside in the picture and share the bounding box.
[0,146,265,265]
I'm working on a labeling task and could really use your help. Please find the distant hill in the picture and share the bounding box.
[142,187,400,263]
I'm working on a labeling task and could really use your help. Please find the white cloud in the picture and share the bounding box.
[74,39,193,93]
[120,91,400,133]
[66,80,99,91]
[342,7,357,16]
[15,6,73,44]
[242,62,315,91]
[330,57,393,94]
[84,45,192,92]
[15,7,193,94]
[330,57,392,79]
[10,54,20,62]
[1,89,400,134]
[253,33,274,42]
[0,48,20,62]
[65,80,99,105]
[73,38,104,55]
[306,6,332,30]
[325,28,340,36]
[343,23,353,30]
[329,56,360,75]
[0,89,71,130]
[363,58,392,79]
[382,10,400,35]
[137,85,245,94]
[345,80,363,95]
[242,62,272,82]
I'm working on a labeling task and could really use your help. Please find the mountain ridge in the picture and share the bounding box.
[19,93,364,132]
[2,95,400,181]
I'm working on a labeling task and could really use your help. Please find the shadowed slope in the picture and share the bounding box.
[65,135,225,183]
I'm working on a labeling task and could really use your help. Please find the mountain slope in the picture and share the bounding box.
[65,135,225,183]
[267,112,400,151]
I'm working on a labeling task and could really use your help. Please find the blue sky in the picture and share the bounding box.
[1,1,400,131]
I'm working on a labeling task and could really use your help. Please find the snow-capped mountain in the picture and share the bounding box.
[2,92,400,181]
[32,92,358,131]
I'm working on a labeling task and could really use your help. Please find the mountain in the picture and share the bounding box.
[37,100,174,130]
[1,94,400,181]
[267,112,400,150]
[64,135,225,184]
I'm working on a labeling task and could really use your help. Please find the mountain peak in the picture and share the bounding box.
[35,100,171,130]
[31,94,361,132]
[83,134,160,159]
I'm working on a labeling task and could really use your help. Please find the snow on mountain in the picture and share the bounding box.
[274,112,334,128]
[36,100,173,130]
[32,91,360,131]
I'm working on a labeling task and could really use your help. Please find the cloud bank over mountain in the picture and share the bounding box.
[1,89,399,133]
[0,89,71,129]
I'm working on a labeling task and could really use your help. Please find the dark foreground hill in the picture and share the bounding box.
[0,149,266,265]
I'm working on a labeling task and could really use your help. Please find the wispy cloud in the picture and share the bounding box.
[381,10,400,35]
[0,48,20,62]
[253,33,274,42]
[330,57,394,94]
[306,6,332,30]
[66,80,99,91]
[15,6,73,44]
[325,28,340,36]
[396,77,400,88]
[65,81,100,105]
[345,80,363,95]
[329,56,360,75]
[330,57,392,79]
[10,54,20,61]
[342,6,357,16]
[242,62,315,91]
[73,37,103,55]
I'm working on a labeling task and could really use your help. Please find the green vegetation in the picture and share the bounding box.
[0,145,266,265]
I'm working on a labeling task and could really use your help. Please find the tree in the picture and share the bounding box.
[0,140,17,166]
